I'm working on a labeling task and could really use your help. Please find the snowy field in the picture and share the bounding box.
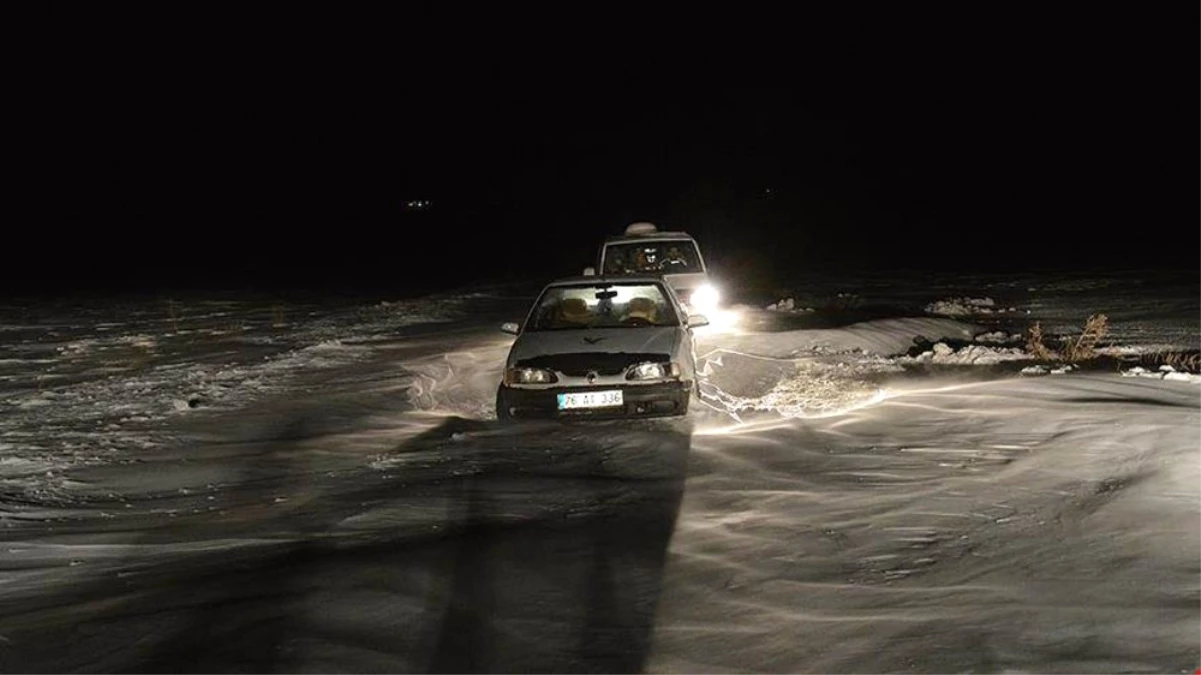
[0,268,1197,673]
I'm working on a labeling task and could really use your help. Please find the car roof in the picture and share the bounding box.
[603,231,696,244]
[545,274,668,287]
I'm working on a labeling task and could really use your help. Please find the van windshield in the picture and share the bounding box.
[602,240,702,275]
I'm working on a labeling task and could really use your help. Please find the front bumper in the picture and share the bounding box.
[497,381,691,420]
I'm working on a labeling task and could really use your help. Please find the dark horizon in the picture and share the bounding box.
[8,6,1197,299]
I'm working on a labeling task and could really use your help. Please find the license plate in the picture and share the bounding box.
[557,390,623,410]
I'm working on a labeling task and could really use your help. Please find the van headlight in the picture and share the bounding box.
[690,284,720,313]
[626,361,681,381]
[504,367,558,385]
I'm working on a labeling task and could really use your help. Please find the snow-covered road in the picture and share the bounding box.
[0,271,1197,673]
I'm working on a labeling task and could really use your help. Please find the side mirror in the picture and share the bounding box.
[500,322,520,335]
[687,314,709,328]
[582,267,596,276]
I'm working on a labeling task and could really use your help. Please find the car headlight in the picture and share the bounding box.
[690,283,720,313]
[626,361,681,381]
[504,367,558,385]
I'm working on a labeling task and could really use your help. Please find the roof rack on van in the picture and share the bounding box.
[624,222,658,236]
[608,222,693,240]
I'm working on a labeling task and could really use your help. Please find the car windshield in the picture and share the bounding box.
[602,240,702,275]
[526,283,680,331]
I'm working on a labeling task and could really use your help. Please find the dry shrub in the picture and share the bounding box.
[1026,322,1054,360]
[1062,313,1109,362]
[127,342,154,372]
[1026,314,1110,364]
[166,298,181,333]
[1143,349,1201,374]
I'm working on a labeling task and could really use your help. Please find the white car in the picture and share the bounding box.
[496,275,709,420]
[584,222,721,314]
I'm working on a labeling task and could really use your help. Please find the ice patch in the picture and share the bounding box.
[973,330,1019,345]
[925,297,1020,316]
[1121,366,1200,383]
[902,342,1030,365]
[765,298,815,313]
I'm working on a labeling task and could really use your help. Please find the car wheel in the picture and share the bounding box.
[495,387,513,422]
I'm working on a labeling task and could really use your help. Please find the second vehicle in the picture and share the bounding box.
[584,222,721,314]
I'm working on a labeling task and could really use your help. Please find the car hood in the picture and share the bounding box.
[509,327,681,375]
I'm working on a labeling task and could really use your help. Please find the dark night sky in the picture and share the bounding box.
[8,5,1197,297]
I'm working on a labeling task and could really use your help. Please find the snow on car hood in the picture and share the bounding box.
[509,327,681,374]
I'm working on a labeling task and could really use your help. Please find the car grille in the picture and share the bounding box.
[515,352,668,377]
